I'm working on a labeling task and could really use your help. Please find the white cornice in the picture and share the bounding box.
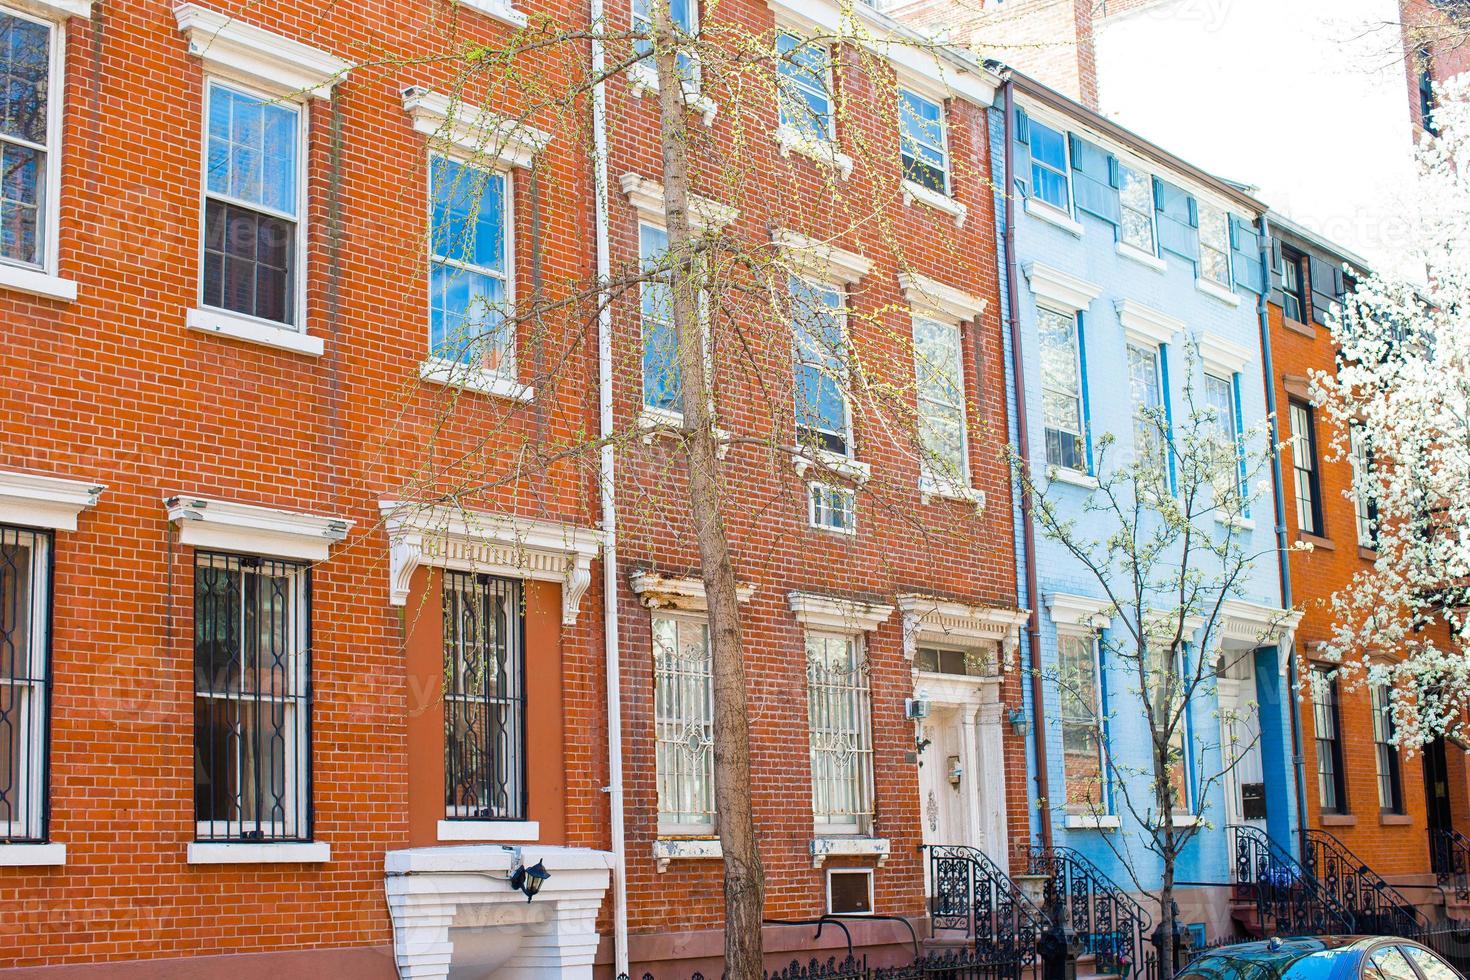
[1023,261,1101,313]
[402,88,551,169]
[897,594,1027,662]
[1044,592,1113,630]
[629,570,754,612]
[1195,333,1253,378]
[898,272,987,324]
[12,0,91,20]
[619,173,739,232]
[174,4,350,100]
[772,229,872,286]
[1116,299,1184,349]
[379,501,599,625]
[165,495,352,562]
[0,470,104,532]
[1217,599,1302,651]
[788,591,894,633]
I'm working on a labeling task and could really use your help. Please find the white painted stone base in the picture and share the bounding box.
[385,844,614,979]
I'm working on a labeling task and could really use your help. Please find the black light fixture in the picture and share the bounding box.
[509,859,550,902]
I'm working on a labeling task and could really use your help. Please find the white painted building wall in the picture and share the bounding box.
[1092,0,1418,274]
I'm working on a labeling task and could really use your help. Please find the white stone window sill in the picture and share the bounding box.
[0,262,78,302]
[902,179,967,228]
[1148,813,1200,829]
[419,358,535,402]
[792,448,871,485]
[1196,278,1241,308]
[774,124,854,181]
[653,837,722,872]
[1024,198,1084,237]
[437,819,540,842]
[0,843,66,866]
[627,63,718,127]
[187,841,330,864]
[1064,814,1121,830]
[920,478,985,512]
[1214,510,1254,531]
[1048,466,1099,490]
[187,307,324,357]
[1116,241,1166,273]
[454,0,527,28]
[811,836,890,868]
[637,408,731,456]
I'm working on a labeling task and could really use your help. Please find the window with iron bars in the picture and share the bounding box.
[1,525,51,843]
[443,571,526,821]
[806,632,874,836]
[193,551,312,842]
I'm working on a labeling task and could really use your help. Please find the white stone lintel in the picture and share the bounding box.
[165,494,352,562]
[0,469,104,532]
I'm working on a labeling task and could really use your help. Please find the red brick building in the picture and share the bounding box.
[0,0,1025,976]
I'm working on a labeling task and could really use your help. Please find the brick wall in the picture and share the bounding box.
[1401,0,1470,133]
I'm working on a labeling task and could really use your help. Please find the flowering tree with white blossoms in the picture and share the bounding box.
[1313,79,1470,746]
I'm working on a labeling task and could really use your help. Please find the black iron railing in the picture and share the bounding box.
[1302,829,1423,935]
[1432,828,1470,901]
[1025,845,1152,977]
[924,844,1047,970]
[1231,825,1357,935]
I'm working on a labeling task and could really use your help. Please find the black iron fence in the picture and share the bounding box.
[615,947,1039,980]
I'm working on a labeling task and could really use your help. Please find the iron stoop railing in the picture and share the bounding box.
[1231,825,1358,935]
[1432,828,1470,901]
[1024,845,1153,977]
[925,844,1048,975]
[1302,828,1424,935]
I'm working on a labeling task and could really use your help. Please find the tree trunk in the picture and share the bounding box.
[651,13,766,978]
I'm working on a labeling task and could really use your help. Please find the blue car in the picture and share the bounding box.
[1179,938,1468,980]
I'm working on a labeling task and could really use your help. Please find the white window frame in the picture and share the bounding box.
[898,87,949,197]
[808,481,856,534]
[1037,305,1089,476]
[1126,340,1170,481]
[1028,116,1073,216]
[826,867,874,915]
[1056,626,1109,817]
[912,314,970,496]
[1146,644,1194,815]
[1116,160,1158,259]
[776,29,835,142]
[805,630,874,836]
[0,525,50,843]
[630,0,701,91]
[423,151,518,390]
[1196,201,1233,289]
[195,76,310,337]
[0,4,63,283]
[1204,371,1243,508]
[652,611,717,836]
[791,275,854,459]
[1350,424,1375,548]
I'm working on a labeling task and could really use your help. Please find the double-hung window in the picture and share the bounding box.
[1058,631,1106,815]
[806,632,873,836]
[776,32,833,143]
[1038,307,1087,473]
[913,316,968,490]
[201,81,303,328]
[0,525,49,843]
[1197,203,1232,288]
[430,155,514,376]
[194,551,311,842]
[1289,400,1324,537]
[640,222,681,414]
[631,0,697,86]
[1371,682,1403,814]
[1146,644,1191,812]
[653,615,715,835]
[1351,424,1377,549]
[1118,164,1156,255]
[1,7,56,273]
[792,276,850,456]
[1029,120,1069,213]
[443,571,525,822]
[1280,245,1308,324]
[1128,343,1168,478]
[1204,372,1243,509]
[1312,667,1347,814]
[899,89,948,195]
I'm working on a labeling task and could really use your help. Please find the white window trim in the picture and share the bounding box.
[187,841,330,864]
[436,819,539,842]
[1056,624,1111,818]
[775,29,836,139]
[0,843,65,865]
[1116,299,1183,350]
[653,837,722,873]
[1034,304,1090,478]
[402,88,551,170]
[1065,814,1121,830]
[620,172,739,232]
[902,179,966,227]
[649,609,718,835]
[1024,196,1084,237]
[1196,334,1252,378]
[454,0,528,29]
[827,867,875,914]
[1114,159,1159,260]
[773,229,871,285]
[0,3,68,293]
[1195,201,1234,291]
[378,501,599,624]
[1049,467,1099,491]
[1196,276,1242,308]
[174,4,350,100]
[897,594,1026,664]
[898,86,951,196]
[1116,240,1166,274]
[788,275,859,467]
[898,271,986,324]
[190,77,313,349]
[1024,115,1075,222]
[0,469,104,531]
[908,310,981,508]
[164,494,353,562]
[1023,261,1100,313]
[807,481,857,535]
[421,153,520,393]
[625,1,717,129]
[11,0,91,18]
[630,570,756,612]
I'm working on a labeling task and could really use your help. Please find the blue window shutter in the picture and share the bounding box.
[1309,254,1343,324]
[1154,178,1199,268]
[1107,155,1120,189]
[1269,237,1284,301]
[1231,216,1265,294]
[1069,133,1120,226]
[1016,107,1030,144]
[1013,108,1032,199]
[1187,195,1199,228]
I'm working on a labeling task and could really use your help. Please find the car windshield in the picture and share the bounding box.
[1181,949,1342,980]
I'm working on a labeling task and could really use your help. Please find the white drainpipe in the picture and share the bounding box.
[589,0,630,974]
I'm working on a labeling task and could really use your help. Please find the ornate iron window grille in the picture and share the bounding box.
[193,551,312,843]
[443,571,526,821]
[0,524,52,843]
